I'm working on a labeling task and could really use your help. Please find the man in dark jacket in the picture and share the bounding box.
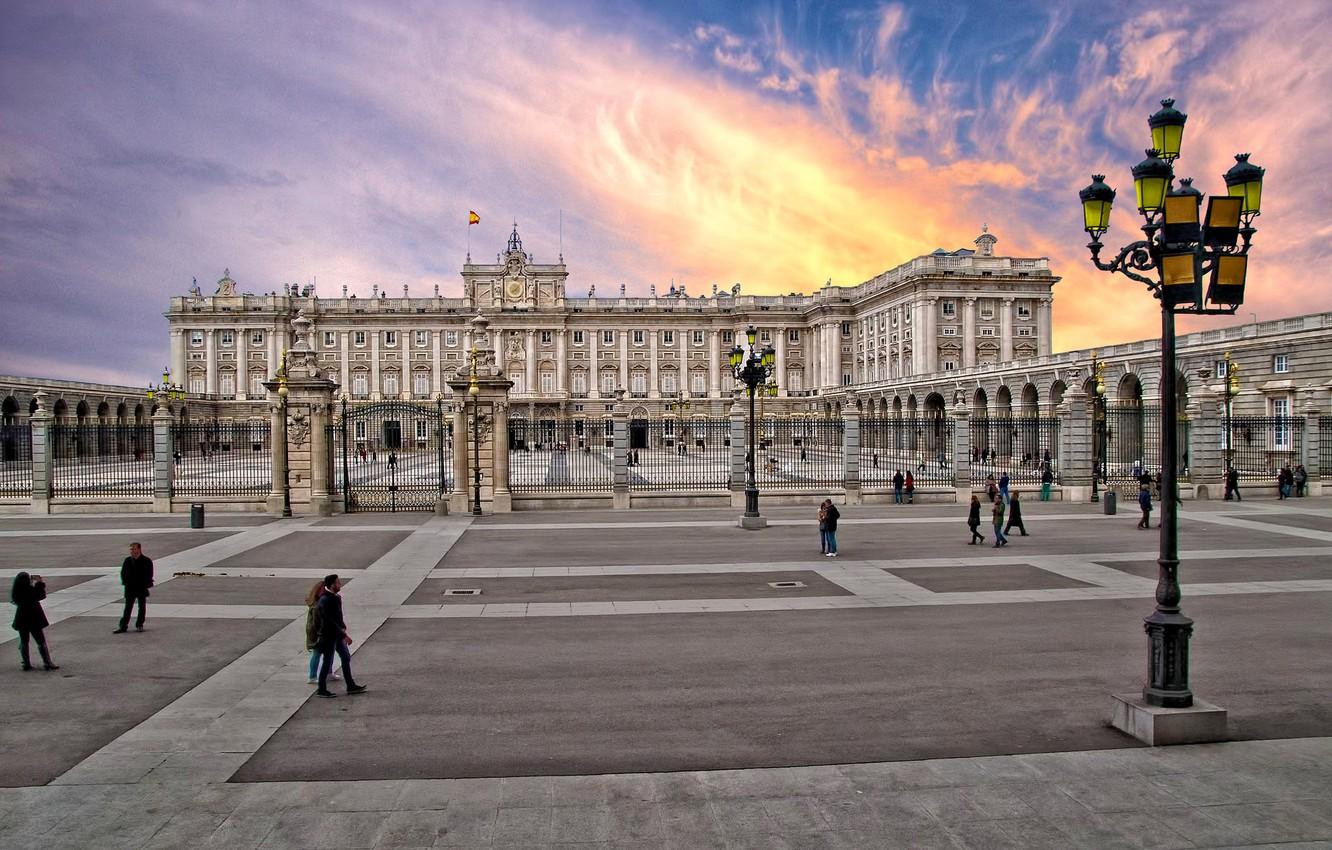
[314,574,366,698]
[114,542,153,633]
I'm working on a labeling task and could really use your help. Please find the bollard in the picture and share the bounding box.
[190,503,205,529]
[1103,490,1117,515]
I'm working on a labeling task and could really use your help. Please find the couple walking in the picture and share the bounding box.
[817,499,840,557]
[303,574,367,698]
[967,492,1027,547]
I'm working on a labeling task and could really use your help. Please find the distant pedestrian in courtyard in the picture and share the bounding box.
[892,470,904,504]
[998,471,1010,504]
[800,447,807,462]
[967,495,984,545]
[304,580,341,685]
[985,473,998,504]
[1225,466,1241,501]
[991,496,1008,547]
[1137,484,1153,529]
[1294,464,1307,497]
[904,471,915,504]
[11,572,58,671]
[114,542,153,634]
[1004,491,1028,537]
[1040,465,1054,501]
[314,574,366,698]
[872,452,879,469]
[818,499,840,557]
[1278,465,1294,499]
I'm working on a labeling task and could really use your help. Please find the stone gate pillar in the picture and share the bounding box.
[1188,383,1222,500]
[492,400,512,513]
[842,401,861,505]
[1059,376,1093,502]
[29,392,53,514]
[152,407,174,513]
[445,314,514,514]
[612,396,629,510]
[952,402,971,504]
[729,394,746,508]
[265,309,338,517]
[450,403,469,514]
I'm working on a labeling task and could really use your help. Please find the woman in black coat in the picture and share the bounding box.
[11,572,58,671]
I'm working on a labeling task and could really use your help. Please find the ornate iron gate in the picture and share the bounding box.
[335,399,451,512]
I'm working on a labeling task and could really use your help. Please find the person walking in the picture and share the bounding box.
[1278,465,1294,500]
[991,496,1008,547]
[1137,484,1153,529]
[11,572,58,671]
[817,501,829,555]
[304,580,341,685]
[314,574,366,698]
[819,499,841,557]
[904,471,915,504]
[114,542,153,634]
[998,471,1010,505]
[1294,464,1308,497]
[1224,466,1241,501]
[1040,465,1054,502]
[1005,491,1029,537]
[892,470,904,504]
[967,495,984,545]
[985,473,998,505]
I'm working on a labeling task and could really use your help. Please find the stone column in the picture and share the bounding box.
[1038,298,1054,357]
[776,328,788,397]
[309,400,333,516]
[619,331,630,392]
[29,394,53,514]
[450,403,469,514]
[709,330,720,398]
[952,403,971,503]
[170,329,186,390]
[729,394,746,507]
[266,389,287,516]
[370,331,381,400]
[612,399,629,510]
[1001,297,1015,362]
[340,332,350,397]
[152,407,174,513]
[525,329,537,395]
[1060,385,1093,501]
[648,330,659,398]
[679,326,688,395]
[589,329,600,399]
[432,331,443,396]
[963,297,978,369]
[556,330,567,394]
[842,401,861,505]
[1188,386,1223,500]
[236,330,249,400]
[911,304,925,375]
[491,400,511,513]
[205,329,218,395]
[1302,398,1323,496]
[924,299,938,374]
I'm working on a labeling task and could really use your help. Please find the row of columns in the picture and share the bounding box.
[173,326,289,399]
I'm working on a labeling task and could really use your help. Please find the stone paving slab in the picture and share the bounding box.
[210,530,411,570]
[884,564,1095,593]
[148,576,354,606]
[1242,513,1332,533]
[1100,557,1332,584]
[0,615,285,787]
[312,514,434,527]
[33,573,104,593]
[409,571,852,605]
[234,592,1332,783]
[6,530,239,569]
[0,514,274,531]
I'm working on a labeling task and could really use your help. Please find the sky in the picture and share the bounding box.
[2,0,1330,386]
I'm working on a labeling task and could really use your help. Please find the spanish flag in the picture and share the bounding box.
[468,211,480,225]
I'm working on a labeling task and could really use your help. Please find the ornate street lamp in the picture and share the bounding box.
[1089,352,1107,503]
[1223,352,1240,473]
[1078,97,1264,710]
[468,345,482,516]
[146,367,184,413]
[730,326,777,527]
[276,349,292,518]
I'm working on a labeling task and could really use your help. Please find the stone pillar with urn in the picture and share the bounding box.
[264,309,337,516]
[446,314,514,514]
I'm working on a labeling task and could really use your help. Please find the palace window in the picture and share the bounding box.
[1017,327,1033,337]
[382,373,399,396]
[384,331,397,347]
[352,373,369,398]
[1271,396,1292,449]
[693,330,705,345]
[663,330,674,345]
[603,330,615,345]
[510,374,524,393]
[540,330,553,344]
[601,372,617,394]
[251,330,264,345]
[788,329,800,343]
[354,331,366,347]
[572,371,587,394]
[189,376,205,394]
[415,330,428,348]
[573,330,584,344]
[942,301,956,317]
[841,322,851,336]
[445,331,457,346]
[759,329,771,343]
[1273,353,1289,373]
[413,372,429,397]
[722,330,733,343]
[1017,303,1032,319]
[1214,359,1227,379]
[981,327,995,337]
[943,359,957,372]
[661,373,676,394]
[631,372,647,394]
[415,419,428,442]
[249,376,265,397]
[324,331,336,347]
[219,374,235,397]
[787,371,803,391]
[633,330,644,345]
[190,331,204,346]
[941,327,957,336]
[354,420,366,440]
[692,373,706,394]
[220,330,234,346]
[540,372,554,393]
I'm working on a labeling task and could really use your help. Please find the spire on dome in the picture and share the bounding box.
[506,221,523,254]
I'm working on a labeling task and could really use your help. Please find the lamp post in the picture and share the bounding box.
[145,367,184,413]
[1223,352,1240,474]
[1089,352,1107,503]
[276,349,292,518]
[729,326,776,525]
[1079,98,1264,709]
[469,345,482,516]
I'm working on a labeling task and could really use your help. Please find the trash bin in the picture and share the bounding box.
[190,503,205,529]
[1103,490,1117,515]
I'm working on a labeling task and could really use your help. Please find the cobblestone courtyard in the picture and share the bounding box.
[2,497,1331,848]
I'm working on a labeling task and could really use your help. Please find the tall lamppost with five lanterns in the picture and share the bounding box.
[729,326,776,528]
[1079,98,1264,715]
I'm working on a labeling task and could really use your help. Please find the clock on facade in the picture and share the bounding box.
[505,279,524,301]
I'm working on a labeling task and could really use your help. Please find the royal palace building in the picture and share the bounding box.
[164,225,1056,419]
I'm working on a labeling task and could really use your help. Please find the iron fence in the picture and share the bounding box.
[171,420,271,496]
[755,417,844,489]
[1323,417,1331,482]
[1100,405,1189,484]
[628,417,730,490]
[509,418,614,493]
[0,423,32,498]
[861,417,954,486]
[1224,416,1304,483]
[50,423,154,497]
[335,400,452,512]
[968,417,1060,485]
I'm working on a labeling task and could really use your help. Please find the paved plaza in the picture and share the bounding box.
[1,498,1331,849]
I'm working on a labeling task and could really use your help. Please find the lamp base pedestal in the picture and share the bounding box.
[737,514,767,530]
[1110,693,1227,746]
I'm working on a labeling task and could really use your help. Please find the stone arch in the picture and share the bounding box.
[53,398,69,421]
[179,405,189,422]
[995,385,1013,416]
[29,398,39,416]
[76,400,90,423]
[1019,383,1039,415]
[1049,379,1067,411]
[133,404,145,424]
[97,401,110,421]
[2,396,18,424]
[892,396,903,416]
[1117,372,1144,404]
[972,387,989,415]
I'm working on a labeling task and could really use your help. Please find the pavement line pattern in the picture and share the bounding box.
[0,525,268,538]
[1182,511,1332,543]
[50,515,473,787]
[0,518,317,648]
